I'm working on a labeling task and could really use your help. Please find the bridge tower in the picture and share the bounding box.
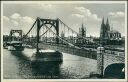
[36,18,59,53]
[10,30,22,41]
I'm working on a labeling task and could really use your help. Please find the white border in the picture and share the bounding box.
[1,1,127,4]
[1,1,127,82]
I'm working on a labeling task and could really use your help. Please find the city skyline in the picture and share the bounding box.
[2,2,126,37]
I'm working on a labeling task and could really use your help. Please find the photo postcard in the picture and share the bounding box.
[1,0,127,82]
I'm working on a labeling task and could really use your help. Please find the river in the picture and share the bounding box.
[3,48,98,79]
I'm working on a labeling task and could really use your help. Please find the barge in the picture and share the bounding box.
[30,50,63,62]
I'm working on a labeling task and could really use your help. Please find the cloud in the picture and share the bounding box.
[3,16,10,21]
[10,13,34,24]
[108,11,125,36]
[75,7,86,13]
[3,16,11,34]
[71,14,84,18]
[108,11,125,17]
[11,20,19,26]
[75,7,91,16]
[109,12,115,16]
[10,13,21,19]
[90,14,101,21]
[108,11,125,26]
[3,3,125,37]
[38,4,56,13]
[69,6,102,37]
[73,6,101,22]
[22,16,35,24]
[3,13,35,35]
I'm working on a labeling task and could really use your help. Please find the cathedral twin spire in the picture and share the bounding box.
[100,17,110,39]
[106,18,110,31]
[101,18,110,31]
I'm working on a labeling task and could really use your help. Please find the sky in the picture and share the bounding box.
[2,1,126,37]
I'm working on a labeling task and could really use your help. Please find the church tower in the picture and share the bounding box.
[100,18,105,39]
[106,18,110,32]
[105,18,110,39]
[79,23,86,38]
[81,23,86,37]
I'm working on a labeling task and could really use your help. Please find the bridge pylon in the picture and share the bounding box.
[9,30,23,41]
[36,17,59,53]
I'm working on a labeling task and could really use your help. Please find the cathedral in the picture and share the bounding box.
[100,18,122,45]
[100,18,110,40]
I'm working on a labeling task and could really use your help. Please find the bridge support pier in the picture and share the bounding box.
[97,46,105,77]
[36,18,41,53]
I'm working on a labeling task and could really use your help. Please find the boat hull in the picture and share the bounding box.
[30,50,63,62]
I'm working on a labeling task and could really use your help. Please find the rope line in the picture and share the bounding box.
[24,19,37,37]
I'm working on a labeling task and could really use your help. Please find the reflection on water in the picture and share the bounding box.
[10,51,62,79]
[30,62,61,79]
[3,48,97,79]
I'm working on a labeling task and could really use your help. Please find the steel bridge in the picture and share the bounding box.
[21,17,99,59]
[6,17,124,60]
[5,17,125,78]
[5,17,125,60]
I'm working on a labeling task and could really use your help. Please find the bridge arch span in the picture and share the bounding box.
[104,63,125,78]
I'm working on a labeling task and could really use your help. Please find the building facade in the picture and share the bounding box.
[108,30,121,40]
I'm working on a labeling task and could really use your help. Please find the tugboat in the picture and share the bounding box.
[8,41,24,51]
